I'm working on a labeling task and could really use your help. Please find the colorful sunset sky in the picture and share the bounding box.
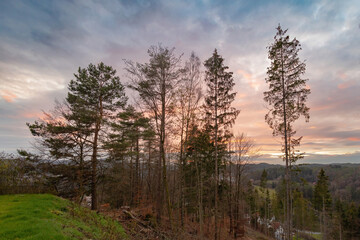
[0,0,359,163]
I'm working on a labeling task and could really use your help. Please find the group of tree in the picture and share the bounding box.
[247,166,360,240]
[3,25,359,239]
[20,44,245,239]
[312,168,360,239]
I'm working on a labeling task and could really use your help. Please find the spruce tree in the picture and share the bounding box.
[186,124,216,238]
[313,168,332,211]
[203,49,240,240]
[264,25,310,240]
[313,168,332,238]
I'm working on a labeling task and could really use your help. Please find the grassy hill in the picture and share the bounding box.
[0,194,126,240]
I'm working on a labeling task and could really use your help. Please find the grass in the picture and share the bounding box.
[293,232,322,240]
[310,233,322,240]
[0,194,126,240]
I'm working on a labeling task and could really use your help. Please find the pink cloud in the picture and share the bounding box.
[237,69,252,80]
[348,137,360,142]
[21,112,43,119]
[8,111,43,120]
[338,80,355,89]
[237,69,262,91]
[1,90,17,103]
[337,72,348,80]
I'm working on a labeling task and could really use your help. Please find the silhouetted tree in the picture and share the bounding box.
[203,49,240,239]
[67,62,127,210]
[264,25,310,240]
[125,45,183,227]
[27,101,93,201]
[175,52,202,226]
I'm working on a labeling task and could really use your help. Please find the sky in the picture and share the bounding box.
[0,0,359,164]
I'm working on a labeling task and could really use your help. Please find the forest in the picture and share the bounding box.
[1,25,360,240]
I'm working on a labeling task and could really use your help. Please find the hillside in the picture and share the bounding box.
[0,194,126,240]
[248,163,360,203]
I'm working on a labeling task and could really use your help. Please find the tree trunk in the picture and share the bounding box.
[214,76,219,240]
[91,123,100,210]
[91,89,103,211]
[195,153,204,239]
[229,162,233,235]
[281,46,291,240]
[161,74,173,229]
[135,136,140,206]
[156,142,162,223]
[77,142,84,205]
[147,140,152,201]
[179,115,185,227]
[130,146,134,205]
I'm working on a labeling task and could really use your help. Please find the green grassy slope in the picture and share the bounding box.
[0,194,126,240]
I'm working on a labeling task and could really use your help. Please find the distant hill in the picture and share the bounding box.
[247,163,360,203]
[247,162,283,171]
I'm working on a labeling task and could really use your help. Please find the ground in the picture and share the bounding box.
[0,194,126,240]
[0,193,278,239]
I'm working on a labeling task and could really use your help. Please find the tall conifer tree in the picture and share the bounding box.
[264,25,310,240]
[204,49,239,240]
[313,168,332,238]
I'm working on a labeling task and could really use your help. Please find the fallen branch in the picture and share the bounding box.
[122,209,149,228]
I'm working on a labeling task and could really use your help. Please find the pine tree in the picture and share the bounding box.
[67,62,128,210]
[27,63,127,208]
[264,25,310,240]
[27,101,92,202]
[203,49,240,240]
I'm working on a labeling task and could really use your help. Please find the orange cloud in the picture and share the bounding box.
[237,69,252,80]
[338,80,355,89]
[348,137,360,142]
[21,112,43,119]
[1,90,17,102]
[310,104,332,111]
[237,69,261,91]
[236,93,248,99]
